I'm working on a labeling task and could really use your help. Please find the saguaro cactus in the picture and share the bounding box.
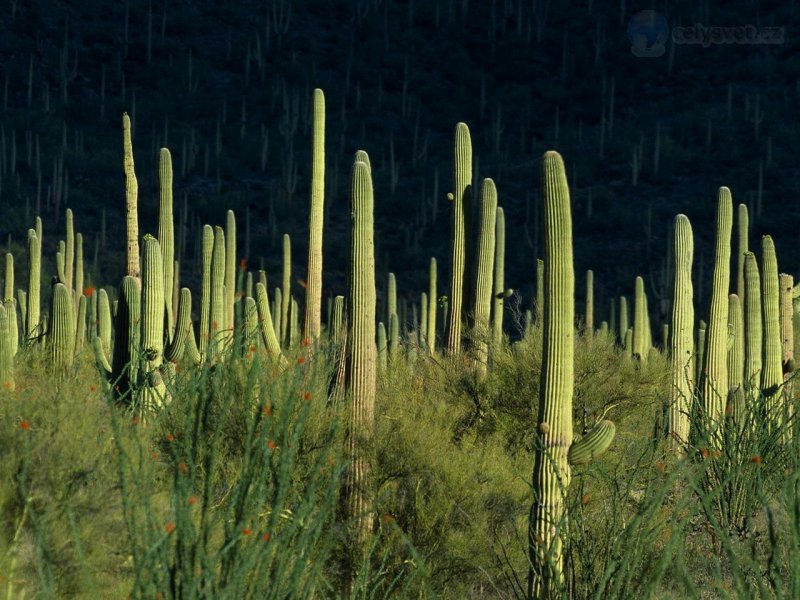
[585,270,594,334]
[342,156,377,583]
[701,187,733,436]
[528,151,614,598]
[492,207,506,350]
[427,257,437,354]
[736,203,749,304]
[669,214,694,448]
[761,236,783,430]
[472,178,497,376]
[304,88,326,343]
[445,122,472,355]
[122,113,140,280]
[158,148,175,334]
[632,276,648,362]
[281,233,291,347]
[743,253,762,399]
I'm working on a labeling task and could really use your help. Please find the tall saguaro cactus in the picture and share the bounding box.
[743,253,762,400]
[528,151,615,598]
[632,276,647,362]
[492,207,506,350]
[445,122,472,355]
[761,236,783,430]
[158,148,175,334]
[736,203,749,304]
[669,214,694,448]
[427,257,437,354]
[701,187,733,436]
[122,113,140,280]
[472,178,497,376]
[304,88,326,343]
[343,156,377,585]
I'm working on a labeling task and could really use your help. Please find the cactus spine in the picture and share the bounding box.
[343,157,377,581]
[445,123,472,355]
[669,214,694,448]
[701,187,733,435]
[304,88,326,343]
[472,178,497,376]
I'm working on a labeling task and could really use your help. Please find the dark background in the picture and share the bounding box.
[0,0,796,332]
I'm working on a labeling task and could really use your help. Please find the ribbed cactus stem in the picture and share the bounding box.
[199,224,213,357]
[331,295,345,345]
[420,292,428,348]
[736,203,749,305]
[98,289,112,356]
[0,304,14,390]
[254,281,286,367]
[633,276,647,362]
[289,296,299,348]
[112,276,141,400]
[158,148,175,334]
[122,113,140,279]
[780,274,794,371]
[761,236,782,430]
[669,214,694,448]
[281,233,291,347]
[26,229,41,340]
[529,151,574,596]
[48,282,75,371]
[4,254,16,356]
[725,294,745,426]
[74,233,84,312]
[472,178,497,376]
[141,234,165,377]
[74,294,87,356]
[742,258,763,398]
[568,420,615,466]
[304,88,326,344]
[445,122,472,355]
[492,207,506,349]
[64,208,74,292]
[386,272,397,338]
[535,259,544,325]
[427,257,437,353]
[224,210,236,336]
[377,321,387,371]
[388,313,399,359]
[619,296,629,343]
[343,158,377,573]
[164,288,191,363]
[701,187,733,435]
[209,226,226,357]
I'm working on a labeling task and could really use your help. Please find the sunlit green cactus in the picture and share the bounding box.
[761,235,782,431]
[669,214,694,448]
[158,148,175,334]
[529,151,615,598]
[701,187,733,436]
[427,257,437,354]
[0,304,14,390]
[304,88,326,343]
[26,228,41,340]
[122,113,140,279]
[472,178,497,376]
[47,282,75,372]
[445,122,472,355]
[632,276,648,362]
[281,233,291,347]
[492,207,506,350]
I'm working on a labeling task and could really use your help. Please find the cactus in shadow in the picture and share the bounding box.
[386,272,397,344]
[727,294,745,431]
[4,253,17,357]
[254,281,287,368]
[47,282,75,372]
[701,187,733,438]
[472,178,497,376]
[342,157,377,589]
[445,122,472,355]
[64,208,74,293]
[761,235,783,431]
[98,288,112,356]
[281,233,291,347]
[331,295,345,345]
[743,252,763,400]
[304,88,326,343]
[140,235,167,410]
[0,304,14,390]
[198,224,213,358]
[427,257,437,354]
[528,151,614,598]
[584,269,594,334]
[493,207,506,350]
[225,210,237,338]
[619,296,629,344]
[377,321,387,371]
[669,214,694,449]
[208,226,226,358]
[632,276,648,362]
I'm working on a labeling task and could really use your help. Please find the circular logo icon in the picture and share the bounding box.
[627,10,669,57]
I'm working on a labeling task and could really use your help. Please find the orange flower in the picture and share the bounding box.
[19,420,30,431]
[750,455,763,465]
[165,523,176,534]
[297,357,305,365]
[83,286,95,298]
[267,439,276,450]
[302,338,310,347]
[240,258,247,271]
[3,381,13,390]
[242,527,253,536]
[166,433,175,442]
[178,461,189,474]
[655,460,666,472]
[151,452,159,460]
[89,384,98,392]
[382,512,394,523]
[263,405,272,417]
[581,493,591,506]
[303,391,311,401]
[187,495,198,506]
[131,415,140,425]
[262,532,271,542]
[700,448,710,459]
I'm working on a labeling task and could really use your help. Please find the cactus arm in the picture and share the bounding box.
[568,420,616,466]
